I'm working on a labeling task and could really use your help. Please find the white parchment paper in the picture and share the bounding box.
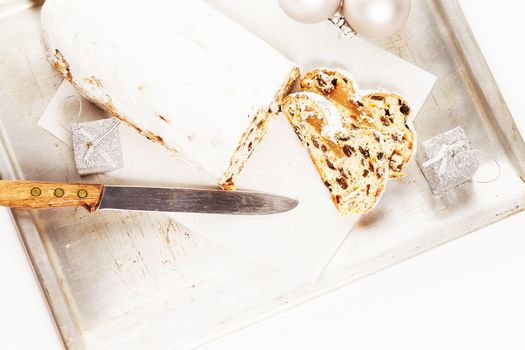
[38,1,435,282]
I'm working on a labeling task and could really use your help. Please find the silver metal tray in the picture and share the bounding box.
[1,1,524,349]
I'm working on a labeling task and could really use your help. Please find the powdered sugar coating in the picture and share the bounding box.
[41,0,297,183]
[294,92,345,141]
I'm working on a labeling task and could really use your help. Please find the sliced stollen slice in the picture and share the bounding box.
[300,68,415,178]
[282,92,389,215]
[41,0,299,189]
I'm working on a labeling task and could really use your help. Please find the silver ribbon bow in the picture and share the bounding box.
[422,139,469,177]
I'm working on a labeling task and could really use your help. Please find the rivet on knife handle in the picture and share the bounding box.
[0,181,104,212]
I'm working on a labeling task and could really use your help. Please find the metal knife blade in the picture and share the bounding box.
[98,186,298,215]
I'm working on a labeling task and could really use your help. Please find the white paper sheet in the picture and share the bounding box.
[207,0,435,116]
[39,81,359,282]
[38,1,436,282]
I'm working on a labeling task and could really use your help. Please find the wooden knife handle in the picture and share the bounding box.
[0,181,104,212]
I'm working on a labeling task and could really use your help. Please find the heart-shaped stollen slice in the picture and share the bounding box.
[300,68,415,178]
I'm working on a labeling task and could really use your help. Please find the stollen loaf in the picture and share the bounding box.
[41,0,299,188]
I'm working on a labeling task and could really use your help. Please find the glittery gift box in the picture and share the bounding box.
[72,118,123,175]
[416,126,479,194]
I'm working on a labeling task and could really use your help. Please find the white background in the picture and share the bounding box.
[1,0,524,349]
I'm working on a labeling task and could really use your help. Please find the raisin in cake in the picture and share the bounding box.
[283,92,389,214]
[41,0,299,189]
[301,68,414,178]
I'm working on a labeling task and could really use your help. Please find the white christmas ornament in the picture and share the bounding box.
[278,0,341,24]
[343,0,411,38]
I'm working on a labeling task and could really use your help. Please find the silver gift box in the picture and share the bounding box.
[416,126,480,194]
[72,118,123,175]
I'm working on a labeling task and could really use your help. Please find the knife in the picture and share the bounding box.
[0,181,298,215]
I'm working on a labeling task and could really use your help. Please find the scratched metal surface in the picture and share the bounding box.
[1,1,525,349]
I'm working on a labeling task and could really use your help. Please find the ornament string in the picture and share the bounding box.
[456,149,501,184]
[58,95,83,134]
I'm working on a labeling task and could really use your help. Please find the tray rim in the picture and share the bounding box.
[1,0,524,349]
[429,0,525,175]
